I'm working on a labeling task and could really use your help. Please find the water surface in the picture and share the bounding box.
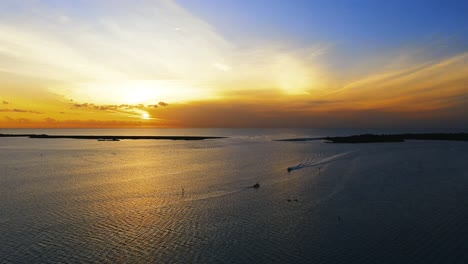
[1,129,468,263]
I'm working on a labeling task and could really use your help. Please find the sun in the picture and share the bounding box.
[141,112,151,120]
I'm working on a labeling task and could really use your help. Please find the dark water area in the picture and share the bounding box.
[1,129,468,263]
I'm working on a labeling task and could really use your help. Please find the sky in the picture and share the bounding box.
[0,0,467,128]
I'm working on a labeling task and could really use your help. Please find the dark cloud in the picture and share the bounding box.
[73,103,89,108]
[0,108,42,114]
[3,116,31,123]
[70,101,167,111]
[305,100,344,106]
[94,105,119,111]
[72,103,119,111]
[28,118,174,128]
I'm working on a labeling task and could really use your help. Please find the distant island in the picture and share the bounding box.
[0,134,226,141]
[276,133,468,143]
[2,133,468,143]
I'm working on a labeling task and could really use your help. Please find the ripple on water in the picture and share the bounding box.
[1,139,468,263]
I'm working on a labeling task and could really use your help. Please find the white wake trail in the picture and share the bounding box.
[287,151,354,172]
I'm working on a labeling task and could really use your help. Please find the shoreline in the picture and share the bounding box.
[0,134,227,141]
[276,133,468,143]
[2,132,468,143]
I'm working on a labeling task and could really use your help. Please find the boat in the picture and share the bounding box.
[253,182,260,189]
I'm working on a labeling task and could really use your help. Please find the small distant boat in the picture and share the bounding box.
[253,182,260,189]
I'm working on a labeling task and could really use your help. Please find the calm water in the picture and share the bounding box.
[1,129,468,263]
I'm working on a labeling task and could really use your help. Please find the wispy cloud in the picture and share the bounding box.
[0,0,328,104]
[0,1,466,128]
[325,52,468,111]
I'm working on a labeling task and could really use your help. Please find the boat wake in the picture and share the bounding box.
[185,184,260,202]
[287,151,354,172]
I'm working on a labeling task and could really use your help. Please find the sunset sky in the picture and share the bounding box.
[0,0,467,128]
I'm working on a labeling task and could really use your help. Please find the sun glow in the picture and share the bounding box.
[141,112,151,120]
[54,80,217,105]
